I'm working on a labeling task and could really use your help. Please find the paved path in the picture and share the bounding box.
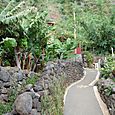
[64,69,103,115]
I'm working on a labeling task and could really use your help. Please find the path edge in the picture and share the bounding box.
[93,86,110,115]
[63,68,86,105]
[91,69,110,115]
[89,69,100,86]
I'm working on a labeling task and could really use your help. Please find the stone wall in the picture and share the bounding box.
[0,66,27,103]
[1,60,84,115]
[97,77,115,115]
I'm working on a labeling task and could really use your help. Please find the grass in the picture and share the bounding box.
[26,74,40,85]
[41,77,67,115]
[0,103,12,114]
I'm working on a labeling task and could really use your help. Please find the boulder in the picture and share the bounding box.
[3,82,11,88]
[0,94,8,102]
[14,92,32,115]
[29,71,39,78]
[25,84,33,91]
[0,67,10,82]
[1,87,8,94]
[0,81,3,88]
[30,109,38,115]
[33,84,44,92]
[32,98,41,112]
[13,71,24,82]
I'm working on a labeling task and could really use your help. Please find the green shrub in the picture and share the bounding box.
[104,84,115,96]
[84,51,94,67]
[101,56,115,79]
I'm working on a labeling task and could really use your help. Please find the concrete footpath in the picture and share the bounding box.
[64,69,109,115]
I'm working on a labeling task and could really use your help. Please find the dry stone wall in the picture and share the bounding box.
[1,60,84,115]
[97,77,115,115]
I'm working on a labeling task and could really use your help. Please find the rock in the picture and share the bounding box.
[112,88,115,93]
[25,84,33,91]
[10,109,18,115]
[30,90,40,99]
[3,113,13,115]
[30,109,38,115]
[38,91,44,97]
[0,67,10,82]
[104,78,114,87]
[14,92,32,115]
[46,69,52,75]
[37,112,41,115]
[32,98,39,108]
[111,110,115,115]
[5,66,19,75]
[44,83,49,89]
[23,91,40,99]
[1,87,8,94]
[33,84,43,92]
[45,63,54,70]
[0,95,3,102]
[3,82,11,88]
[29,72,39,78]
[23,70,29,77]
[0,94,8,102]
[32,98,41,112]
[111,94,115,100]
[16,71,24,81]
[0,81,3,88]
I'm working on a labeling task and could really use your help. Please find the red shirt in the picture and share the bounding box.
[74,47,81,54]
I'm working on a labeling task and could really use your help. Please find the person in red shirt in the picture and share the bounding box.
[74,43,82,62]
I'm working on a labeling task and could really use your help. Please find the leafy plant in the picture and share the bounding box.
[84,51,94,67]
[2,37,17,49]
[0,0,114,67]
[46,37,78,61]
[101,56,115,79]
[104,84,115,96]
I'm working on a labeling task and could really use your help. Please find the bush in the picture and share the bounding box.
[84,51,94,67]
[101,56,115,79]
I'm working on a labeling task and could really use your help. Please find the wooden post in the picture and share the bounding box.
[73,11,77,39]
[111,47,114,57]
